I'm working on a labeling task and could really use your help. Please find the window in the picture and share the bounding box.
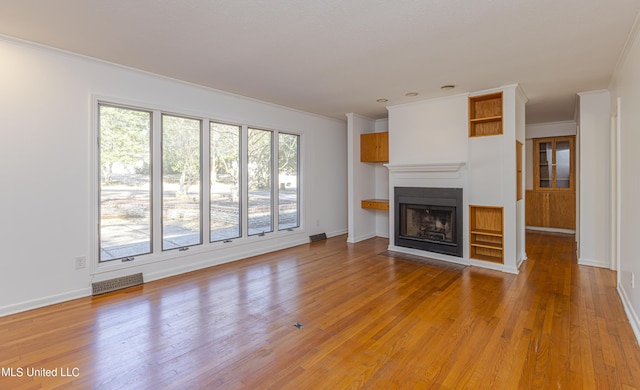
[210,122,241,242]
[162,114,202,250]
[97,101,301,263]
[98,104,152,262]
[247,128,273,235]
[278,133,299,230]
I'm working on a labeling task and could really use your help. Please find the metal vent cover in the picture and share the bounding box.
[309,233,327,243]
[92,273,143,296]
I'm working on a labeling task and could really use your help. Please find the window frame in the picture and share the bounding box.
[97,102,154,263]
[247,127,275,236]
[92,96,303,271]
[277,131,300,231]
[209,121,243,243]
[160,113,204,252]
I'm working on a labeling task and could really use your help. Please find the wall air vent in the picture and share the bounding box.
[92,273,143,296]
[309,233,327,243]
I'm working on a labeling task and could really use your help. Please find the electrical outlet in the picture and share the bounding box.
[75,256,86,270]
[316,219,320,227]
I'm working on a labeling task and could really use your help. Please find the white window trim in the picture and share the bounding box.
[90,95,304,276]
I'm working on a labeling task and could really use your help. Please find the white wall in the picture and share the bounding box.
[468,86,524,273]
[515,88,528,266]
[387,94,469,265]
[526,121,577,139]
[374,118,390,238]
[389,95,468,164]
[577,91,611,268]
[386,88,524,273]
[346,113,377,242]
[0,36,347,315]
[610,18,640,342]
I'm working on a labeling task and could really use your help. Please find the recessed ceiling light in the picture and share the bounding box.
[405,92,419,97]
[376,98,389,103]
[440,85,455,90]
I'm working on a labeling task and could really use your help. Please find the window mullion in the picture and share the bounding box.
[241,125,249,238]
[202,119,211,246]
[152,110,163,255]
[273,130,279,232]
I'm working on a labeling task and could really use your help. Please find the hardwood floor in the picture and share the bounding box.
[1,232,640,389]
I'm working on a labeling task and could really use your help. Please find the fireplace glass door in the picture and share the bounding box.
[400,204,456,245]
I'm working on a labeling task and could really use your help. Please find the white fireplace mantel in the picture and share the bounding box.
[383,162,466,173]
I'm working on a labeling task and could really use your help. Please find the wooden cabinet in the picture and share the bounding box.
[526,190,576,229]
[533,136,575,190]
[360,132,388,162]
[361,199,389,210]
[469,206,504,263]
[469,92,503,137]
[527,136,576,229]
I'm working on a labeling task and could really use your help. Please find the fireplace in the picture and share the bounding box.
[394,187,463,257]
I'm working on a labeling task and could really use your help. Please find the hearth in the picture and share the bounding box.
[394,187,463,257]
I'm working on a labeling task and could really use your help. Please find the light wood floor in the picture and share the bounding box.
[1,232,640,389]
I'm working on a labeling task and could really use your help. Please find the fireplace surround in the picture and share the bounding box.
[394,187,463,257]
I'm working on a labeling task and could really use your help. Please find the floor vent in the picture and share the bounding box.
[92,273,143,296]
[309,233,327,243]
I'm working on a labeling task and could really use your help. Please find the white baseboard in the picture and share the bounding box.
[618,284,640,345]
[347,232,377,243]
[326,228,348,238]
[578,257,610,268]
[517,251,528,269]
[0,287,91,317]
[387,245,470,267]
[469,259,520,274]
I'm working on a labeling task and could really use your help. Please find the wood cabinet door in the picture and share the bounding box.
[360,133,377,162]
[360,132,388,162]
[548,192,576,229]
[376,132,389,162]
[526,190,549,227]
[526,190,576,229]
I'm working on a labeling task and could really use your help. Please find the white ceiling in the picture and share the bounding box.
[1,0,638,123]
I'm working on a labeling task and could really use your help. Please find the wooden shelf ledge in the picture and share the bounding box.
[361,199,389,210]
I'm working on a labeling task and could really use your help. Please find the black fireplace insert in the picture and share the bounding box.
[394,187,463,257]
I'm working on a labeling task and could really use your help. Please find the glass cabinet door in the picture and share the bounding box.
[534,136,574,190]
[538,141,553,188]
[554,140,571,188]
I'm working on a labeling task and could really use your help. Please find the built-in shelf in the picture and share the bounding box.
[469,92,503,137]
[469,205,504,263]
[470,115,502,123]
[361,199,389,210]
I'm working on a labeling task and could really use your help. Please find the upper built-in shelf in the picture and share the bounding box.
[469,92,503,137]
